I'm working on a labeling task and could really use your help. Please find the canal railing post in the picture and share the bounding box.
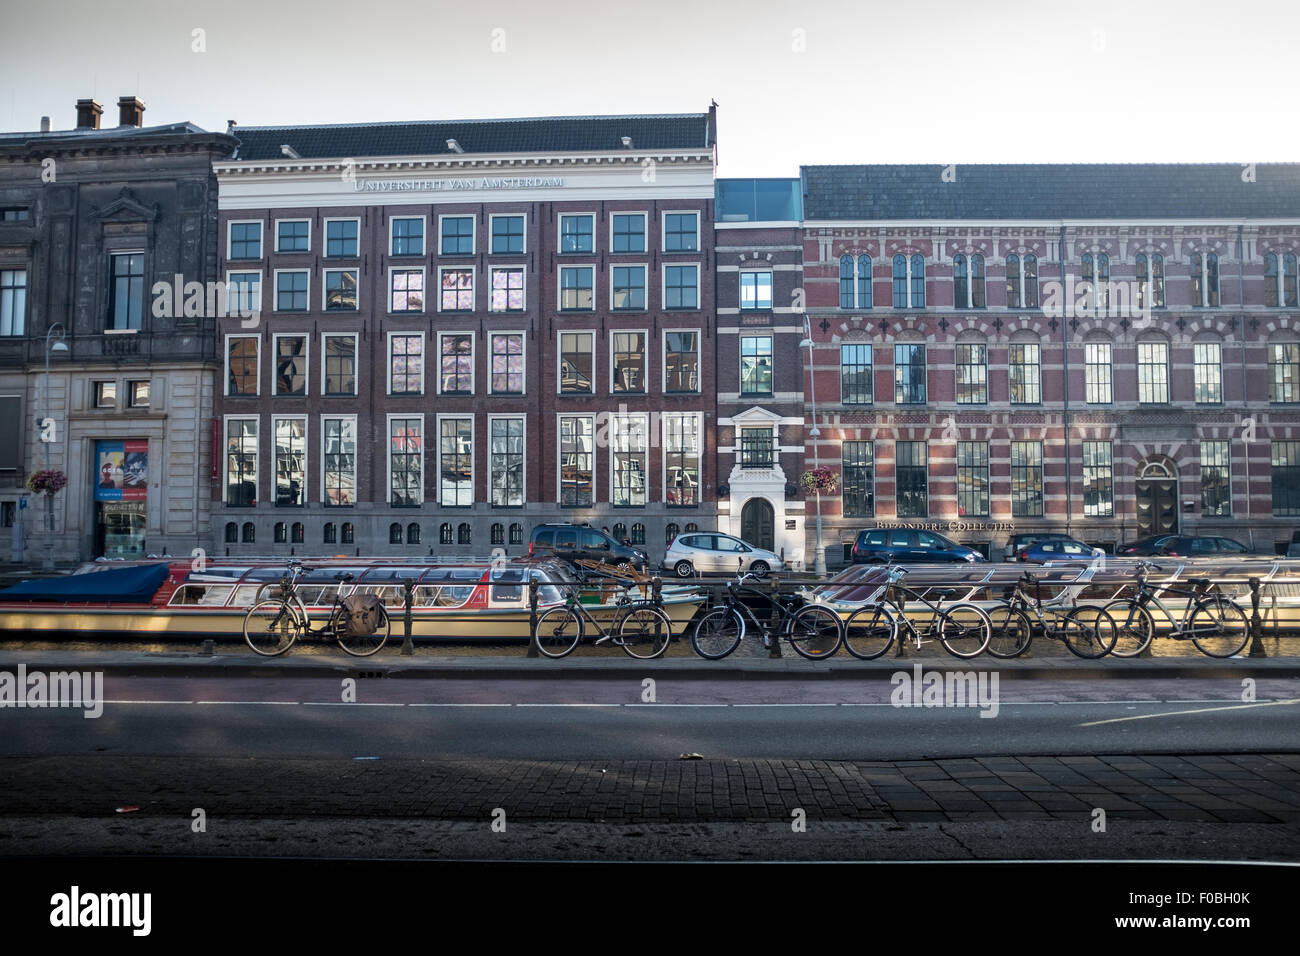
[1248,575,1267,658]
[893,583,908,658]
[400,577,415,656]
[527,578,540,658]
[768,573,782,658]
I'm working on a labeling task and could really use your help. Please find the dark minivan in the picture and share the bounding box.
[851,528,985,564]
[528,524,649,570]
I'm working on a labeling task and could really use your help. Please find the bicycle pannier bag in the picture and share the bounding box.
[340,593,384,636]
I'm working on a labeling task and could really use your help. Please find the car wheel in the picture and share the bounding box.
[674,560,694,578]
[750,561,769,578]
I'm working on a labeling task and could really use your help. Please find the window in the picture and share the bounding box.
[839,254,872,309]
[1085,341,1112,404]
[559,332,594,393]
[840,344,873,405]
[894,344,926,404]
[390,417,423,507]
[1273,440,1300,516]
[664,265,699,309]
[1081,253,1109,314]
[1011,441,1044,517]
[439,268,473,311]
[740,336,773,395]
[1008,342,1041,404]
[1264,252,1299,308]
[440,523,453,545]
[276,220,310,253]
[631,523,645,546]
[458,523,471,544]
[226,522,239,544]
[438,216,473,255]
[228,222,261,260]
[892,254,925,308]
[740,428,774,468]
[389,334,423,395]
[390,269,424,312]
[739,271,773,310]
[953,254,985,308]
[490,417,525,506]
[0,207,30,221]
[1269,342,1300,403]
[439,418,473,506]
[490,334,524,394]
[509,523,523,545]
[127,381,150,408]
[559,416,594,506]
[0,269,27,335]
[1135,253,1165,309]
[276,270,309,312]
[323,523,336,544]
[490,215,524,254]
[1191,252,1220,307]
[612,332,646,393]
[611,213,645,253]
[842,441,874,517]
[895,441,927,517]
[407,523,420,545]
[94,381,116,407]
[226,336,259,396]
[1082,441,1113,517]
[225,418,258,506]
[342,522,354,544]
[491,523,505,546]
[955,442,989,517]
[323,335,356,396]
[273,417,306,506]
[611,266,646,310]
[1005,254,1038,309]
[322,417,357,506]
[389,523,403,545]
[108,252,144,329]
[292,522,305,544]
[1201,440,1231,517]
[242,523,255,544]
[954,342,986,404]
[273,335,308,396]
[664,212,699,252]
[227,272,262,315]
[559,215,594,254]
[611,416,648,506]
[1194,342,1222,404]
[390,217,424,257]
[663,414,700,506]
[490,267,524,311]
[325,219,358,258]
[559,267,594,311]
[664,331,699,393]
[1136,340,1169,404]
[666,523,680,547]
[440,334,473,394]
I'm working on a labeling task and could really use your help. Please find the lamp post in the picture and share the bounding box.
[41,323,69,569]
[799,316,826,576]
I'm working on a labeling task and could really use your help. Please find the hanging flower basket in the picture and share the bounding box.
[26,470,67,496]
[799,466,839,495]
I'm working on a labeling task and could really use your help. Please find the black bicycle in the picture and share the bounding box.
[690,568,843,660]
[1102,561,1250,658]
[243,560,390,657]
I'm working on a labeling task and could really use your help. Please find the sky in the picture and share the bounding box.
[2,0,1298,177]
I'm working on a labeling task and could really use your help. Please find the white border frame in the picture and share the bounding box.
[223,332,261,397]
[387,265,426,315]
[608,211,648,255]
[555,413,596,507]
[270,414,309,508]
[608,412,650,509]
[320,331,360,397]
[273,218,312,254]
[319,413,360,509]
[322,216,361,259]
[557,263,596,312]
[271,332,311,397]
[609,328,649,395]
[661,262,701,311]
[322,267,360,313]
[488,212,527,256]
[557,330,596,395]
[662,327,701,394]
[488,330,527,396]
[272,268,311,313]
[226,219,263,261]
[661,411,702,508]
[386,412,426,508]
[388,214,427,258]
[225,270,264,315]
[437,213,476,257]
[435,413,475,507]
[487,264,527,313]
[661,210,701,254]
[556,211,596,256]
[487,414,527,508]
[840,438,876,519]
[609,262,648,312]
[223,414,260,507]
[386,329,426,396]
[737,267,774,310]
[738,332,774,397]
[437,264,475,313]
[438,331,476,395]
[839,340,874,406]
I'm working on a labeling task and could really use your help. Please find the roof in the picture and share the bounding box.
[0,122,233,151]
[227,112,714,161]
[801,164,1300,220]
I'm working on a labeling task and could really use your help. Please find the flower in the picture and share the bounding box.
[799,466,839,494]
[26,470,68,495]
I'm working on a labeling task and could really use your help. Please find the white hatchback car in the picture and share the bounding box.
[665,531,784,578]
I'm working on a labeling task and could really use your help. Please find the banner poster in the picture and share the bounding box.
[94,440,148,501]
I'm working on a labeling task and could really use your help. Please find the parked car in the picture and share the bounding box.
[665,531,783,578]
[1287,531,1300,558]
[1003,532,1073,562]
[528,524,648,571]
[1015,538,1105,563]
[1117,534,1252,557]
[851,528,985,564]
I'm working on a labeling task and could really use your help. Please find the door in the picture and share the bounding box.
[1135,478,1178,538]
[740,498,775,553]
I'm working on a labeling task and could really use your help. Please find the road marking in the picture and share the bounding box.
[301,702,404,707]
[194,700,300,706]
[103,700,194,705]
[515,703,621,707]
[408,703,513,707]
[1079,698,1300,727]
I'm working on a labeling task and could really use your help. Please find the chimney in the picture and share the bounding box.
[117,96,145,128]
[75,98,103,130]
[39,116,50,133]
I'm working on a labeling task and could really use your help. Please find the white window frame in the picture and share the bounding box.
[1192,250,1219,308]
[0,267,28,336]
[609,412,650,508]
[953,254,986,309]
[556,413,596,507]
[488,213,527,255]
[609,263,648,311]
[322,217,361,259]
[437,213,476,256]
[661,210,701,253]
[557,264,596,312]
[488,265,527,313]
[739,269,773,310]
[557,330,596,395]
[226,219,263,261]
[274,218,312,254]
[892,254,926,309]
[557,212,596,255]
[609,211,648,255]
[271,414,308,507]
[225,270,263,315]
[662,328,701,394]
[610,329,649,395]
[271,332,310,397]
[387,265,426,314]
[387,330,426,396]
[319,413,359,508]
[488,414,527,508]
[388,215,427,258]
[273,268,310,313]
[739,334,774,395]
[489,331,527,396]
[438,265,475,312]
[662,262,701,311]
[438,331,475,396]
[436,414,475,507]
[661,412,702,506]
[386,412,425,507]
[322,268,359,312]
[320,331,360,397]
[224,333,261,397]
[223,415,260,506]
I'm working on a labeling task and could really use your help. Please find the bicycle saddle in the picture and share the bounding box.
[928,588,958,599]
[1187,577,1211,587]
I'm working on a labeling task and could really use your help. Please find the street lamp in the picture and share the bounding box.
[41,323,69,569]
[799,316,827,576]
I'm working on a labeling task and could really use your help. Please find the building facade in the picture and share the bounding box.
[212,111,716,561]
[0,98,235,564]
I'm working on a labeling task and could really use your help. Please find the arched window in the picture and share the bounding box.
[839,254,872,309]
[839,254,854,309]
[1136,253,1165,310]
[341,522,354,544]
[1266,253,1280,307]
[685,522,699,533]
[612,522,627,542]
[1191,252,1219,307]
[1082,253,1110,313]
[224,522,238,543]
[491,523,505,546]
[274,522,287,544]
[290,522,303,544]
[954,254,983,308]
[1266,252,1298,308]
[892,254,907,308]
[509,523,523,545]
[440,523,453,545]
[1006,254,1020,307]
[893,254,926,307]
[969,254,984,308]
[857,255,872,308]
[458,523,472,544]
[630,523,645,545]
[407,523,421,545]
[389,522,403,544]
[323,522,336,544]
[1287,253,1299,308]
[241,522,255,543]
[666,522,680,547]
[953,254,967,307]
[910,254,925,308]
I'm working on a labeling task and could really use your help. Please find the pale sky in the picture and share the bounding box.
[2,0,1297,176]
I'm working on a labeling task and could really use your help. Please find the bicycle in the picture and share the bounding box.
[690,568,844,660]
[533,580,674,659]
[985,572,1116,659]
[841,566,992,660]
[243,560,390,657]
[1102,561,1250,658]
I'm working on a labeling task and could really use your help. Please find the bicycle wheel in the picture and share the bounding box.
[786,604,843,660]
[842,603,897,660]
[616,605,674,659]
[335,606,391,657]
[1188,596,1250,658]
[535,606,583,658]
[1103,600,1154,658]
[985,603,1032,659]
[938,603,992,659]
[1061,606,1117,659]
[243,600,303,657]
[690,606,744,660]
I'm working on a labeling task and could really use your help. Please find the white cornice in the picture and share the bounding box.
[803,218,1300,229]
[216,149,714,176]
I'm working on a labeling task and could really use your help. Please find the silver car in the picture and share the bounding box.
[665,531,783,578]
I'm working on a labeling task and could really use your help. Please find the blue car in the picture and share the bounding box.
[1015,538,1105,563]
[851,528,985,564]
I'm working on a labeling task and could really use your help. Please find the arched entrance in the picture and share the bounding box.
[1135,458,1178,538]
[741,497,775,552]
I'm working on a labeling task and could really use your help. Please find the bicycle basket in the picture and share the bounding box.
[339,593,384,636]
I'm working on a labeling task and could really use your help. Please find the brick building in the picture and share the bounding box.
[212,110,716,560]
